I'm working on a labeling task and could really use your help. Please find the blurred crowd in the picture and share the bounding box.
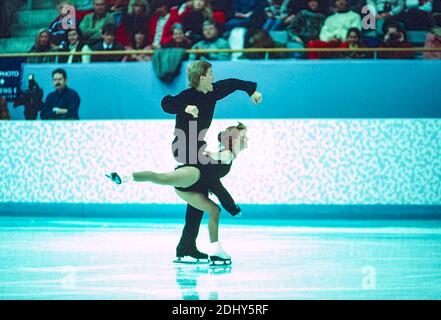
[17,0,441,62]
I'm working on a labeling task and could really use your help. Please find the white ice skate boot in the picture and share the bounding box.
[209,241,232,266]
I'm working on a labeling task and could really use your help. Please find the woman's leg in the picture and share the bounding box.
[174,189,221,243]
[132,166,200,188]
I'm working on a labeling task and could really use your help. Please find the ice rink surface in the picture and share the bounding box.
[1,217,440,300]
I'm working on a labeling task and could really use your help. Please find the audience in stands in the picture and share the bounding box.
[307,0,361,58]
[242,28,291,59]
[423,14,441,59]
[210,0,234,26]
[79,0,116,46]
[28,29,58,63]
[319,0,361,41]
[49,0,77,50]
[263,0,291,31]
[9,0,441,60]
[59,28,92,63]
[224,0,266,32]
[107,0,130,13]
[288,0,326,44]
[40,68,81,120]
[378,21,415,58]
[163,23,193,48]
[340,27,372,58]
[179,0,213,43]
[117,0,151,46]
[123,29,152,61]
[148,0,182,48]
[398,0,433,31]
[73,0,94,10]
[190,19,231,60]
[366,0,405,35]
[91,23,125,61]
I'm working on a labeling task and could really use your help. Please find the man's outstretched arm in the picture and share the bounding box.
[213,78,262,103]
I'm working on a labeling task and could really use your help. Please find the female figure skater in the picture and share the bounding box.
[162,60,262,263]
[106,122,249,264]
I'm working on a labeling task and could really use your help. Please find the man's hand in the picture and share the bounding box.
[250,91,263,104]
[185,105,199,118]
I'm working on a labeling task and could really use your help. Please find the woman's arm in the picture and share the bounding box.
[208,179,241,217]
[203,150,234,164]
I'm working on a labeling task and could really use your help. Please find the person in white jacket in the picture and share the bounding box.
[319,0,361,42]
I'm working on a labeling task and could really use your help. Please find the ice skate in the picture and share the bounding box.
[209,241,232,266]
[173,245,209,264]
[105,172,133,184]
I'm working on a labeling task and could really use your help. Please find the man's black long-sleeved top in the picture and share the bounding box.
[40,86,80,120]
[161,78,257,164]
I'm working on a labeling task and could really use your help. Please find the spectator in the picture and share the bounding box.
[163,23,193,49]
[210,0,234,26]
[91,23,125,61]
[123,29,152,61]
[59,28,92,63]
[340,27,372,58]
[224,0,266,32]
[179,0,213,43]
[79,0,116,46]
[378,22,415,58]
[398,0,433,31]
[423,15,441,59]
[345,0,367,13]
[148,0,182,48]
[307,0,361,58]
[40,69,80,120]
[366,0,405,35]
[117,0,151,46]
[49,0,76,50]
[190,19,231,60]
[107,0,130,13]
[262,0,290,31]
[0,96,11,120]
[28,29,57,64]
[319,0,361,42]
[241,28,291,59]
[287,0,326,44]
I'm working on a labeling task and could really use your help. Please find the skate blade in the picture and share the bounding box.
[209,257,232,266]
[173,257,210,265]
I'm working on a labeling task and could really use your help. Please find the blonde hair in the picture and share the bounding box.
[186,61,212,89]
[218,122,247,153]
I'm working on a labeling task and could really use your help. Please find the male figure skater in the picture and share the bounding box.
[161,61,263,262]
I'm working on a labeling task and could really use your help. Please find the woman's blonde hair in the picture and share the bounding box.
[218,122,247,153]
[186,61,212,89]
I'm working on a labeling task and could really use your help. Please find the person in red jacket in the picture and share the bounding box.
[148,0,182,48]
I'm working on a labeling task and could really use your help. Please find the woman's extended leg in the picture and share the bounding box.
[107,166,201,188]
[174,189,221,243]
